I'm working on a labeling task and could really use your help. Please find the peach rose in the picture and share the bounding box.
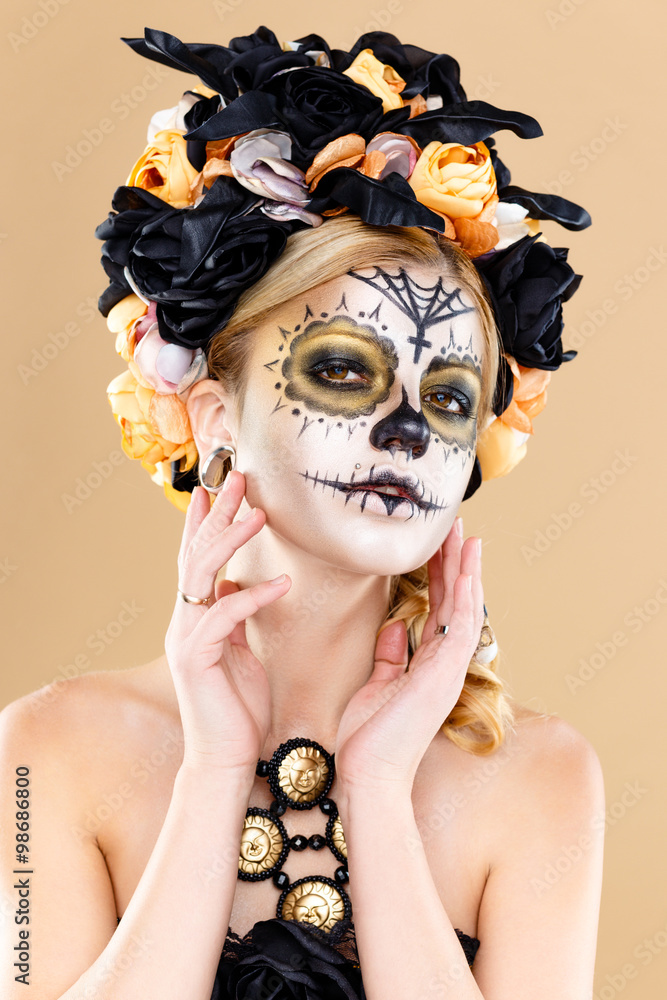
[343,49,406,112]
[476,418,529,480]
[498,356,551,435]
[126,129,200,208]
[107,367,196,471]
[408,140,497,220]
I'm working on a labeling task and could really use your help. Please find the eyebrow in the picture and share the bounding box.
[422,355,482,383]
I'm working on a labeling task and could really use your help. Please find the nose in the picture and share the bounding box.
[369,385,430,459]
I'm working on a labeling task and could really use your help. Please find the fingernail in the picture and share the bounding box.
[464,574,472,592]
[222,471,233,492]
[476,538,482,558]
[241,507,256,522]
[455,517,463,537]
[269,573,286,585]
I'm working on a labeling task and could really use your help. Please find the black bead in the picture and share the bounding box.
[308,834,326,850]
[269,799,286,817]
[273,870,290,888]
[320,798,337,816]
[334,865,349,884]
[256,760,269,777]
[289,834,308,851]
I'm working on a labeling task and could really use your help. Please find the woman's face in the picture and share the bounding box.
[229,262,487,576]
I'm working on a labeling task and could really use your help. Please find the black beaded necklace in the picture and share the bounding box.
[238,738,351,933]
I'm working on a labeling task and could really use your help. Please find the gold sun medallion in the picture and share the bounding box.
[278,877,349,931]
[238,810,287,879]
[269,740,333,808]
[329,814,348,860]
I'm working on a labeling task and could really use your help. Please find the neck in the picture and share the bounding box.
[224,525,393,757]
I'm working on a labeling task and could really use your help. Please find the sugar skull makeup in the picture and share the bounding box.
[229,264,487,576]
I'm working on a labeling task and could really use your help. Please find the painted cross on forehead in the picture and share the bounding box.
[264,266,483,518]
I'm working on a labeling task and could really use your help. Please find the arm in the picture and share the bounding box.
[337,716,605,1000]
[337,783,484,1000]
[0,692,255,1000]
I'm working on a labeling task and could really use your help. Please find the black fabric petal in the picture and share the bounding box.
[212,918,365,1000]
[184,90,282,141]
[306,169,446,231]
[395,100,543,146]
[474,235,582,371]
[122,28,239,100]
[462,458,482,501]
[497,184,592,230]
[338,33,467,104]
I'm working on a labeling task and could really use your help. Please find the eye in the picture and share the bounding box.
[423,388,470,416]
[310,358,370,383]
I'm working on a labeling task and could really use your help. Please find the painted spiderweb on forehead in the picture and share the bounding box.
[350,267,476,364]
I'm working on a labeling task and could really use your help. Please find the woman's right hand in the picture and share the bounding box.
[165,470,291,777]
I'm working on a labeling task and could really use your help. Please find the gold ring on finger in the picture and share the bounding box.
[178,589,212,606]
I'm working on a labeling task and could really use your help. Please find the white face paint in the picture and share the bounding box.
[231,263,487,576]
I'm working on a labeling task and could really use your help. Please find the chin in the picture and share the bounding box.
[273,502,456,578]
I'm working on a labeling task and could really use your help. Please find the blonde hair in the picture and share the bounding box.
[207,214,514,754]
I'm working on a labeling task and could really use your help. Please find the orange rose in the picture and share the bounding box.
[126,129,200,208]
[343,49,406,112]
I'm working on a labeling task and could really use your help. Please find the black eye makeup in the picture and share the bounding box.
[420,355,482,449]
[281,317,399,419]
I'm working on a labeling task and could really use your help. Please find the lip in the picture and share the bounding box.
[300,464,446,514]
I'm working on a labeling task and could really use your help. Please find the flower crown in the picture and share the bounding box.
[95,26,591,513]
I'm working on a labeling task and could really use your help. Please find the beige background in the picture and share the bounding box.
[2,0,665,994]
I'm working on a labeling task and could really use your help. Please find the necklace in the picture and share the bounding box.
[238,738,351,932]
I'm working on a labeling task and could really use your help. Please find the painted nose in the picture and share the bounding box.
[369,386,430,458]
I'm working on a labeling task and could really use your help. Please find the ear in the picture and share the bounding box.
[185,378,239,460]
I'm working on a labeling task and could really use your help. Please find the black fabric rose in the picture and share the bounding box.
[126,176,293,348]
[211,918,365,1000]
[186,68,385,172]
[474,235,582,371]
[95,187,170,316]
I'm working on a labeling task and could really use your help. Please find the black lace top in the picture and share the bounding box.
[117,914,480,998]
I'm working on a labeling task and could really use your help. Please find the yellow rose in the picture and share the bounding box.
[126,129,199,208]
[343,49,405,112]
[408,140,497,220]
[105,294,147,362]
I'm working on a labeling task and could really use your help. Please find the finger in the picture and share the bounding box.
[185,574,292,666]
[438,564,481,664]
[214,578,250,649]
[177,475,268,622]
[439,516,463,627]
[372,620,409,684]
[426,544,444,627]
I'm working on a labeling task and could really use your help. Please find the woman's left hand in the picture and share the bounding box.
[333,517,484,793]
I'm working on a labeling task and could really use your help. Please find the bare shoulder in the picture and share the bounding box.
[0,656,181,798]
[473,698,606,866]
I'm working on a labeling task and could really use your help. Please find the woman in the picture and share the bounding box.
[0,25,604,1000]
